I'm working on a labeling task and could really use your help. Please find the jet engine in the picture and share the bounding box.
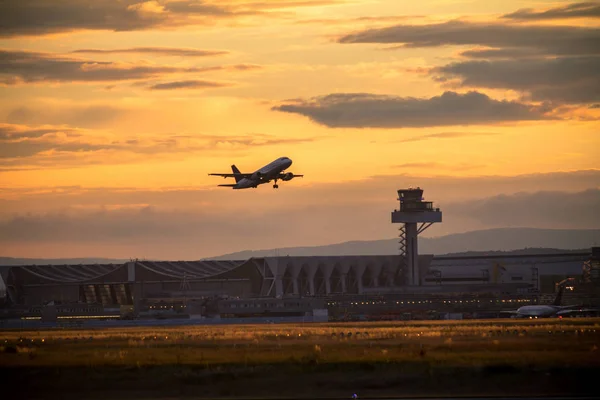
[281,172,294,181]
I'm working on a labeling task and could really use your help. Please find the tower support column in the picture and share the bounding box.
[405,222,419,285]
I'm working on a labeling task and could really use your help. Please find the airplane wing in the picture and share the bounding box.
[499,310,520,315]
[278,173,304,178]
[556,308,600,316]
[208,173,253,178]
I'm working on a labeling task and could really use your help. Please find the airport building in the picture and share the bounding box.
[1,188,598,322]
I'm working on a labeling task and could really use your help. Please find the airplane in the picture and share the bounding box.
[208,156,303,189]
[504,284,599,318]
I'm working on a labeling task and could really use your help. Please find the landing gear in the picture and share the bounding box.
[273,179,279,189]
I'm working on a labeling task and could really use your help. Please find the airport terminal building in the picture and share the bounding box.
[1,188,599,322]
[1,250,598,321]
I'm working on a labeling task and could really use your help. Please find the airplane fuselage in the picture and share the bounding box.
[514,305,561,317]
[209,156,302,189]
[234,157,292,189]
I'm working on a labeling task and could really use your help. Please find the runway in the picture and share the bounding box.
[86,397,600,400]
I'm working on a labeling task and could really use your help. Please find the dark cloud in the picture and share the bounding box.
[72,47,229,57]
[0,0,345,37]
[435,56,600,104]
[273,91,552,128]
[336,13,599,106]
[502,2,600,20]
[0,0,169,37]
[338,21,600,57]
[0,50,261,85]
[447,189,600,229]
[148,79,232,90]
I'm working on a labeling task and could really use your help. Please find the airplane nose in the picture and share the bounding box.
[286,159,292,167]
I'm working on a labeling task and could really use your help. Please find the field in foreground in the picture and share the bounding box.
[2,319,599,399]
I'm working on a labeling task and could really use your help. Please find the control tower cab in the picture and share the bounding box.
[391,188,442,286]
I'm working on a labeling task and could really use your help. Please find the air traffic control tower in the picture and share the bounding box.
[391,188,442,286]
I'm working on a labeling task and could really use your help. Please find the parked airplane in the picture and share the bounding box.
[208,157,303,189]
[505,285,598,318]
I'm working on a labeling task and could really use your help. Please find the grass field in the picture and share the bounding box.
[2,318,599,399]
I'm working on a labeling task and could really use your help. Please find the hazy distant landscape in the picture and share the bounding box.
[209,227,599,259]
[2,228,597,265]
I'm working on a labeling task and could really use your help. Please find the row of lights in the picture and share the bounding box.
[21,315,120,320]
[148,305,186,309]
[328,298,533,306]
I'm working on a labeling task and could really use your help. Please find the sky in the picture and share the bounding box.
[0,0,599,260]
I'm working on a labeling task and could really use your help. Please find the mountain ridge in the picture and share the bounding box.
[1,228,598,265]
[207,227,600,260]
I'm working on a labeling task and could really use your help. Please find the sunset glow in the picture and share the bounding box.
[1,0,598,259]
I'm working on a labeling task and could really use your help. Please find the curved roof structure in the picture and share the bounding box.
[20,264,124,282]
[137,260,247,279]
[3,260,250,283]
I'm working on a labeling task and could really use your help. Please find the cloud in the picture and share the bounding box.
[0,0,346,37]
[0,142,124,159]
[393,162,484,171]
[396,131,498,143]
[447,189,600,229]
[0,0,170,37]
[0,49,261,85]
[3,170,598,214]
[0,125,193,160]
[236,0,347,10]
[273,91,552,128]
[335,11,600,106]
[459,48,546,59]
[502,2,600,20]
[0,124,317,169]
[148,79,233,90]
[6,105,128,128]
[338,20,600,57]
[0,186,597,259]
[72,47,229,57]
[0,124,81,141]
[435,56,600,104]
[201,133,316,147]
[296,15,422,25]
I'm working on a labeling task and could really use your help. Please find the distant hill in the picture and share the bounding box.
[0,257,128,266]
[1,228,598,265]
[208,228,600,260]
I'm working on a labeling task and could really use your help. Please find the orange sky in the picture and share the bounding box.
[0,0,598,259]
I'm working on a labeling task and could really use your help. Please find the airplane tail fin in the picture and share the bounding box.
[231,165,242,183]
[553,286,565,306]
